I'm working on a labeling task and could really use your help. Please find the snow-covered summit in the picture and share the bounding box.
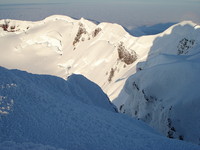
[43,15,76,22]
[0,15,138,101]
[1,16,199,103]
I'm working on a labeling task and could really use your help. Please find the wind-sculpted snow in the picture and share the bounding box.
[120,57,200,144]
[0,67,116,114]
[0,67,199,150]
[116,21,200,145]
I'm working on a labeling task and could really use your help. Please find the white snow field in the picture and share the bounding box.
[0,15,145,101]
[0,16,139,102]
[116,22,200,144]
[1,15,200,145]
[1,16,199,103]
[0,66,199,150]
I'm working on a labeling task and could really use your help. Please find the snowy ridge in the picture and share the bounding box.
[116,21,200,144]
[1,16,199,102]
[0,66,199,150]
[1,15,200,145]
[0,15,138,101]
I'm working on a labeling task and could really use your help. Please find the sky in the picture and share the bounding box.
[1,0,200,4]
[0,0,200,30]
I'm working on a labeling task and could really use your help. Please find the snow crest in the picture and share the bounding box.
[116,21,200,145]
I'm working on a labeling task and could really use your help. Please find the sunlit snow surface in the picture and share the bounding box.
[0,16,199,103]
[0,15,139,101]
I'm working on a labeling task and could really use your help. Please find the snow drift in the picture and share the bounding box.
[117,21,200,145]
[0,67,199,150]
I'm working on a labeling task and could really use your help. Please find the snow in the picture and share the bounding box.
[0,141,64,150]
[0,15,139,101]
[116,21,200,145]
[114,20,200,105]
[0,15,167,102]
[0,66,199,150]
[0,15,168,104]
[1,15,200,146]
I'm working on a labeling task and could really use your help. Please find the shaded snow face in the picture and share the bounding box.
[0,141,65,150]
[121,60,200,144]
[0,67,199,150]
[117,22,200,145]
[0,67,117,114]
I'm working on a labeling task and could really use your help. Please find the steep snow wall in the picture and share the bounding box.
[116,21,200,145]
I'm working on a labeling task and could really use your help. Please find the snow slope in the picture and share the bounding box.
[1,15,200,145]
[0,15,139,101]
[116,21,200,144]
[0,16,199,103]
[0,66,199,150]
[0,141,65,150]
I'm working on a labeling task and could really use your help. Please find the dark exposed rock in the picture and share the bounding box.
[117,42,137,65]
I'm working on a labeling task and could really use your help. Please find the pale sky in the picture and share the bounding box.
[0,0,200,30]
[0,0,200,4]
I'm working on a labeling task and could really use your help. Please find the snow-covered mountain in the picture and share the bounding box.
[0,66,199,150]
[1,15,200,145]
[116,21,200,144]
[0,16,199,103]
[0,15,138,101]
[1,15,198,103]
